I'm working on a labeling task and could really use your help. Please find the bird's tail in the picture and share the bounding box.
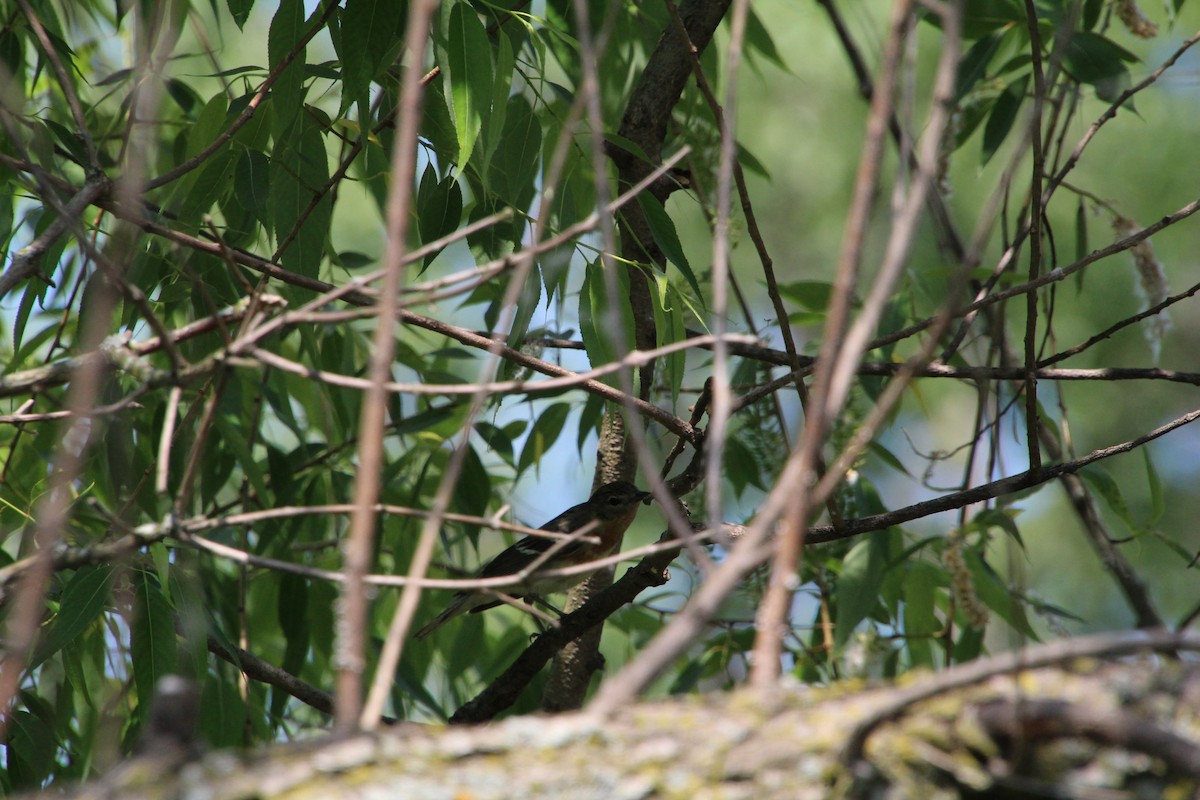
[414,592,469,640]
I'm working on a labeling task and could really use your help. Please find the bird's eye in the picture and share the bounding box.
[608,495,623,506]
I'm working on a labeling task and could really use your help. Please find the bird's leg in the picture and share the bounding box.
[526,595,573,641]
[529,594,567,617]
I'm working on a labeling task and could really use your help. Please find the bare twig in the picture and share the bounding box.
[342,0,439,732]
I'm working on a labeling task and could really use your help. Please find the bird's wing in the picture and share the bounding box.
[477,533,583,579]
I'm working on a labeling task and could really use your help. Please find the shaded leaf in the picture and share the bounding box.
[227,0,255,30]
[981,73,1027,165]
[31,566,113,669]
[835,531,890,646]
[1079,465,1141,536]
[517,402,571,475]
[268,0,307,137]
[956,30,1005,100]
[1144,448,1164,526]
[490,94,542,212]
[964,549,1038,639]
[131,572,178,722]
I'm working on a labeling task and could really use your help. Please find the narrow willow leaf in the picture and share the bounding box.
[339,0,396,115]
[835,532,889,647]
[1079,465,1141,536]
[268,0,306,137]
[131,572,178,719]
[744,7,787,71]
[271,116,331,277]
[517,402,571,475]
[1144,448,1164,526]
[964,549,1038,639]
[578,258,636,385]
[903,562,941,668]
[981,74,1027,165]
[956,30,1004,101]
[448,2,493,171]
[484,31,515,164]
[636,194,702,301]
[31,566,113,669]
[1074,197,1088,291]
[274,572,310,719]
[490,94,541,212]
[651,272,686,408]
[416,163,464,267]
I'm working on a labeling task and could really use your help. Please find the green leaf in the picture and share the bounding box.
[216,403,269,500]
[235,148,271,227]
[448,2,493,170]
[971,507,1025,550]
[736,142,772,182]
[964,549,1038,639]
[489,94,542,212]
[1064,31,1138,81]
[339,0,399,116]
[835,531,890,646]
[268,0,307,137]
[416,163,464,266]
[188,91,230,157]
[1064,32,1137,103]
[636,194,702,301]
[43,119,89,166]
[981,73,1027,165]
[31,566,113,669]
[1074,197,1088,291]
[778,279,834,311]
[954,624,985,662]
[335,250,374,270]
[903,562,941,668]
[227,0,256,30]
[956,30,1005,101]
[517,402,571,475]
[178,149,237,224]
[725,435,766,496]
[1079,465,1141,536]
[484,29,516,164]
[274,572,310,719]
[457,444,492,526]
[476,421,519,466]
[744,7,787,71]
[1144,448,1164,526]
[420,72,460,164]
[651,272,687,408]
[866,441,911,477]
[578,257,636,384]
[131,571,177,722]
[958,0,1023,38]
[12,279,47,355]
[6,704,58,789]
[271,116,331,277]
[0,27,26,105]
[506,268,543,354]
[576,394,605,453]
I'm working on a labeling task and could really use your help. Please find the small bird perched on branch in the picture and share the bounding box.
[415,480,651,640]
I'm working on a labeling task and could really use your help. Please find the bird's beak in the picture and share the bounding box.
[638,490,652,504]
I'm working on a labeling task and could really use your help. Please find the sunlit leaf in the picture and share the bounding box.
[448,2,493,171]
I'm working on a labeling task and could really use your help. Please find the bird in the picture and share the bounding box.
[414,480,651,640]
